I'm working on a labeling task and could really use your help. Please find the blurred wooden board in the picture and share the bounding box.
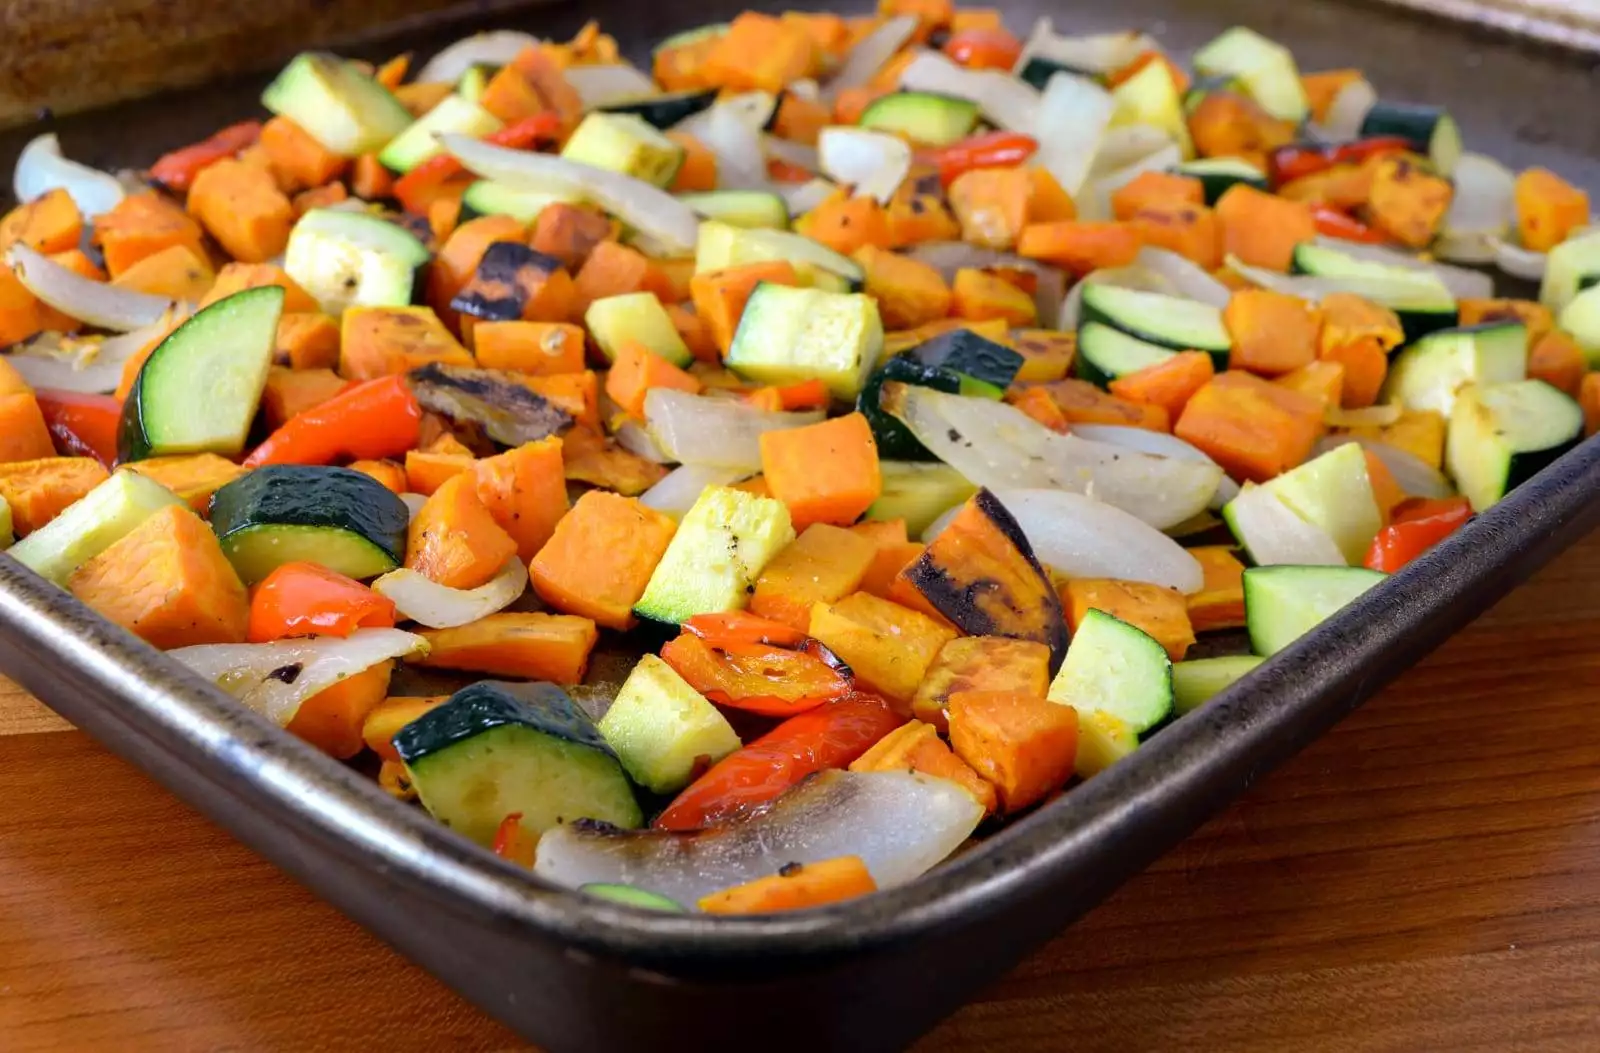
[3,533,1600,1051]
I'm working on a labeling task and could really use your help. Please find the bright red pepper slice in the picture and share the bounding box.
[941,28,1023,71]
[765,158,815,184]
[33,389,121,467]
[1268,135,1412,187]
[921,131,1039,188]
[392,112,564,215]
[148,120,263,193]
[492,812,537,867]
[1311,204,1388,244]
[247,561,397,643]
[1363,497,1473,573]
[682,611,811,650]
[242,375,421,468]
[653,694,904,831]
[660,632,852,718]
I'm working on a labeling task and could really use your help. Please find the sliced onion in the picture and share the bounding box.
[1224,484,1345,567]
[533,770,984,905]
[372,558,527,630]
[441,134,700,255]
[1032,71,1113,197]
[763,135,819,173]
[818,128,911,204]
[614,418,671,463]
[1433,230,1499,265]
[639,464,750,518]
[1324,402,1403,428]
[902,242,1067,328]
[1317,437,1454,499]
[170,628,428,726]
[417,31,540,83]
[399,492,428,521]
[1013,19,1155,77]
[884,385,1222,530]
[1311,236,1492,300]
[565,64,658,110]
[1442,153,1514,243]
[13,133,125,217]
[1078,144,1183,222]
[824,15,919,100]
[2,313,172,393]
[1490,235,1547,281]
[7,244,174,331]
[788,79,821,102]
[645,389,823,471]
[986,489,1205,594]
[687,102,770,191]
[900,52,1041,132]
[1089,124,1175,177]
[1068,423,1240,508]
[1315,78,1377,141]
[778,177,838,216]
[1132,247,1230,308]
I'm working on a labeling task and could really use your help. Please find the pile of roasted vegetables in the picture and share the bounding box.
[1,1,1595,916]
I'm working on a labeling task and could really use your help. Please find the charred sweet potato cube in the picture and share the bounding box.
[450,242,576,333]
[911,636,1054,731]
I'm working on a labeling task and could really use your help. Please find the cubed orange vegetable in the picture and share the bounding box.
[952,267,1036,326]
[698,856,878,915]
[1457,298,1554,350]
[259,116,349,193]
[948,167,1035,250]
[362,695,449,763]
[1016,221,1141,275]
[854,245,952,330]
[1014,379,1170,432]
[0,457,108,535]
[848,721,997,815]
[348,459,408,494]
[808,591,956,704]
[701,12,819,94]
[1224,289,1321,377]
[413,612,598,684]
[573,240,668,314]
[202,261,320,313]
[1,189,83,255]
[186,159,294,263]
[1186,546,1247,632]
[1583,373,1600,437]
[666,131,719,192]
[911,636,1053,732]
[760,412,882,529]
[339,306,473,380]
[94,191,208,279]
[1365,154,1451,249]
[1529,330,1586,398]
[860,540,926,600]
[405,471,519,590]
[605,339,702,417]
[528,490,675,632]
[530,202,614,273]
[1060,578,1195,661]
[795,194,892,256]
[428,215,527,328]
[260,366,346,429]
[946,689,1078,814]
[286,659,393,759]
[0,359,55,464]
[473,437,570,562]
[1128,201,1222,270]
[473,321,586,374]
[1275,359,1346,408]
[1174,371,1323,482]
[749,524,879,631]
[1215,184,1316,272]
[1107,350,1215,423]
[1515,167,1590,253]
[119,455,245,516]
[1111,170,1204,220]
[520,370,601,432]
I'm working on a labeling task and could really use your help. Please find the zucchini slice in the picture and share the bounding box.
[378,93,501,174]
[6,471,181,584]
[1191,26,1309,123]
[560,112,686,188]
[726,282,884,399]
[910,328,1023,390]
[585,291,693,365]
[460,180,584,223]
[858,355,998,462]
[1289,242,1459,340]
[601,88,719,130]
[396,680,641,846]
[209,465,410,585]
[695,220,864,291]
[1446,380,1583,512]
[260,52,412,158]
[1540,228,1600,313]
[1258,442,1384,565]
[1243,564,1386,657]
[284,208,430,317]
[1075,321,1178,388]
[633,485,796,626]
[1173,158,1267,205]
[1360,101,1462,177]
[1557,283,1600,367]
[677,190,790,230]
[1383,321,1527,418]
[1172,655,1266,715]
[858,92,980,146]
[1079,284,1230,359]
[1046,608,1173,737]
[118,286,284,463]
[865,461,977,536]
[579,883,687,912]
[597,653,741,794]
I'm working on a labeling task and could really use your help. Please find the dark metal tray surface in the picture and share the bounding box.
[3,0,1599,1049]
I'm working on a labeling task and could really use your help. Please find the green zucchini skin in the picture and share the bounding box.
[858,355,967,462]
[397,681,615,761]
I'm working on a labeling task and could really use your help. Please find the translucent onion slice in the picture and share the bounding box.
[1078,143,1182,222]
[1088,123,1174,177]
[1442,153,1515,240]
[818,128,911,204]
[639,464,750,518]
[1315,77,1377,141]
[441,134,700,255]
[170,628,429,726]
[688,102,771,190]
[1490,235,1547,281]
[416,31,540,83]
[565,64,659,110]
[985,489,1206,594]
[2,313,174,393]
[399,493,428,521]
[533,770,985,906]
[645,389,823,471]
[1032,70,1113,196]
[1225,254,1452,307]
[1324,402,1403,428]
[371,558,527,630]
[902,242,1066,328]
[8,244,175,331]
[777,177,838,216]
[824,15,919,99]
[1223,484,1346,567]
[613,418,672,463]
[1068,423,1241,508]
[763,136,819,173]
[1130,247,1231,308]
[13,133,125,217]
[884,384,1222,530]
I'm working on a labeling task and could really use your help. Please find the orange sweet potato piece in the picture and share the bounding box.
[1111,170,1204,220]
[668,302,718,363]
[854,245,951,330]
[667,132,718,192]
[0,457,108,535]
[1017,221,1141,275]
[698,856,877,915]
[760,412,881,530]
[428,215,528,327]
[1365,154,1452,249]
[260,366,347,429]
[259,116,349,193]
[202,261,319,313]
[0,188,83,255]
[93,191,207,278]
[274,311,341,370]
[886,173,961,247]
[186,158,294,263]
[1108,350,1214,422]
[952,267,1036,326]
[910,636,1053,732]
[572,239,672,315]
[529,203,614,274]
[348,459,408,494]
[1215,184,1315,272]
[404,449,473,496]
[795,194,892,256]
[1027,168,1078,224]
[689,260,802,354]
[110,244,215,302]
[1174,371,1323,482]
[1514,167,1590,253]
[1275,359,1345,408]
[362,695,449,762]
[472,320,587,374]
[1224,289,1322,377]
[1008,386,1068,431]
[414,612,598,683]
[293,181,349,219]
[0,359,55,464]
[339,306,473,380]
[749,523,878,632]
[478,64,547,124]
[520,370,601,432]
[860,540,925,600]
[948,167,1034,250]
[1014,379,1170,432]
[1529,330,1586,398]
[529,490,677,630]
[1061,578,1195,661]
[405,471,519,589]
[474,437,570,562]
[1127,202,1222,270]
[1319,339,1385,409]
[1009,329,1076,383]
[1186,546,1247,632]
[1187,91,1295,170]
[67,503,249,648]
[118,454,245,515]
[1301,70,1363,124]
[848,721,997,814]
[286,659,393,759]
[605,339,702,417]
[808,591,956,704]
[350,154,394,201]
[946,689,1078,814]
[700,12,819,94]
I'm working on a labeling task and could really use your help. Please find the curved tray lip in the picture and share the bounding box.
[6,433,1600,969]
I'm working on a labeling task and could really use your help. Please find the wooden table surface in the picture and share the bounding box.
[4,536,1600,1052]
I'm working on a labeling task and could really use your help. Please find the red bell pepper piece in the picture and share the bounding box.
[765,158,815,184]
[659,631,852,718]
[246,561,397,642]
[1363,497,1473,573]
[33,389,121,467]
[148,120,263,193]
[492,812,538,867]
[653,694,904,831]
[922,131,1039,188]
[1268,135,1412,187]
[392,112,564,215]
[1311,204,1389,244]
[941,28,1024,71]
[242,375,421,468]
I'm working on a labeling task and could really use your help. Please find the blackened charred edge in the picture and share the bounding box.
[451,240,560,321]
[905,553,1002,638]
[408,362,574,436]
[973,489,1039,565]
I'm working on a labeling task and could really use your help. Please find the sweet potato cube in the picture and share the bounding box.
[1,188,83,255]
[0,359,54,464]
[119,455,245,515]
[275,312,341,371]
[1186,546,1247,633]
[474,437,570,562]
[947,689,1079,814]
[698,856,877,915]
[749,523,878,631]
[911,636,1054,731]
[362,695,450,763]
[1060,578,1195,662]
[848,721,998,815]
[201,261,320,313]
[952,268,1036,326]
[529,490,677,631]
[339,306,473,380]
[1224,289,1321,377]
[808,592,956,704]
[1215,184,1315,272]
[405,471,519,590]
[186,159,294,263]
[860,540,925,599]
[472,321,588,374]
[854,245,951,330]
[1174,371,1323,482]
[0,457,109,536]
[286,659,393,759]
[94,191,208,279]
[760,412,882,530]
[414,612,599,684]
[67,504,249,648]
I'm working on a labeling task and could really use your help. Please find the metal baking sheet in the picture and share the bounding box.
[2,1,1598,1049]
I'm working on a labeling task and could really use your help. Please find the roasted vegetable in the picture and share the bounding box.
[407,362,572,446]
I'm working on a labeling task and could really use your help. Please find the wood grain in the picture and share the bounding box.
[3,535,1600,1051]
